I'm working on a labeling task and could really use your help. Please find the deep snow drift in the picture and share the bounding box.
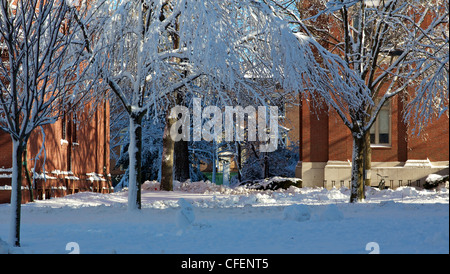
[0,180,448,254]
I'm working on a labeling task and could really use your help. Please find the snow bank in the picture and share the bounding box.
[142,180,232,194]
[119,180,450,209]
[426,174,446,183]
[33,179,449,211]
[238,177,302,190]
[424,174,449,189]
[142,179,345,198]
[142,181,161,191]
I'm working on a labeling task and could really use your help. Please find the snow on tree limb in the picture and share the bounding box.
[82,0,377,208]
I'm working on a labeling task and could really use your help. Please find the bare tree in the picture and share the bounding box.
[266,0,449,202]
[0,0,91,246]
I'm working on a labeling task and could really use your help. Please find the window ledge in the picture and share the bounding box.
[371,144,392,149]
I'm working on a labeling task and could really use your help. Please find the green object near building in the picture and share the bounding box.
[203,172,238,185]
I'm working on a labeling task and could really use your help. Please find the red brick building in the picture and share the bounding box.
[0,0,111,203]
[282,0,449,189]
[283,96,449,189]
[0,102,111,204]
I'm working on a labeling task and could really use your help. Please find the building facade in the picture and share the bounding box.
[285,0,449,189]
[286,95,449,189]
[0,102,111,204]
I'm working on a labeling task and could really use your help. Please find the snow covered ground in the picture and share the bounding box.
[0,180,448,254]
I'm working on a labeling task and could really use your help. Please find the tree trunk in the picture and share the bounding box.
[10,138,25,247]
[23,146,34,203]
[236,142,242,182]
[174,140,190,183]
[263,152,269,179]
[350,133,366,203]
[161,113,176,191]
[364,130,372,187]
[128,114,143,210]
[212,145,217,184]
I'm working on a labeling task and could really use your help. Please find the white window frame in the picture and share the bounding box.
[370,100,392,147]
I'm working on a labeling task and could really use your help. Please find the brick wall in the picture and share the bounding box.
[296,93,449,165]
[301,98,329,163]
[0,101,111,204]
[0,132,12,169]
[293,93,448,188]
[407,114,449,162]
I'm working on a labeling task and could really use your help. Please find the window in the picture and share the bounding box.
[370,101,391,146]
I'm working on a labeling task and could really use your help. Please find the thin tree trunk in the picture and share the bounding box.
[10,139,25,247]
[350,134,366,203]
[23,146,34,203]
[237,142,242,182]
[161,113,176,191]
[264,152,269,178]
[212,145,217,184]
[364,130,372,187]
[128,114,143,210]
[103,99,112,193]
